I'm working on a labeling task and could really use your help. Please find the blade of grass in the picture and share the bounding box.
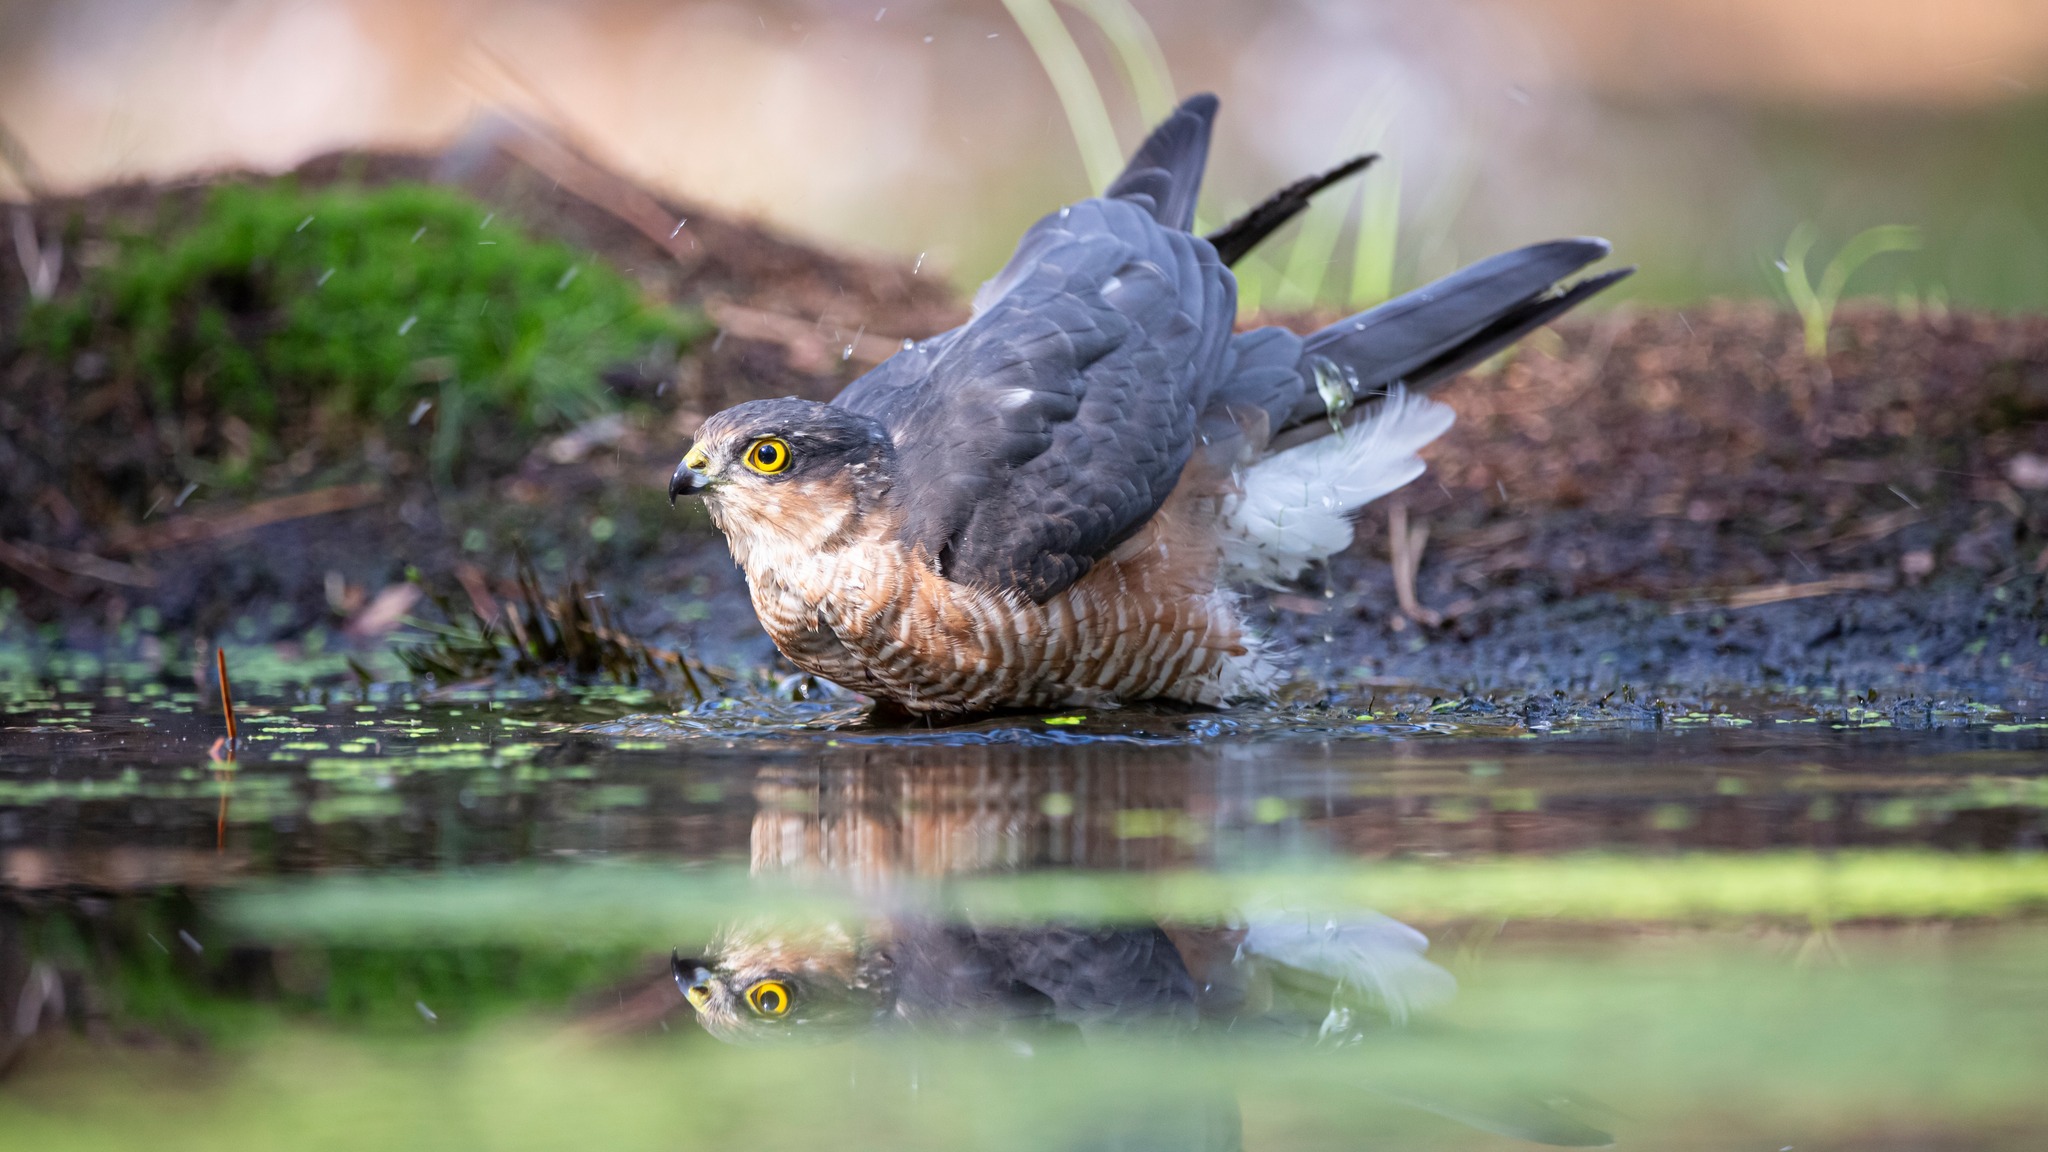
[1350,155,1401,308]
[1274,95,1396,311]
[1001,0,1122,193]
[1819,224,1922,316]
[1060,0,1175,126]
[1780,223,1920,356]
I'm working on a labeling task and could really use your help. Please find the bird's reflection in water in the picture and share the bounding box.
[673,749,1612,1149]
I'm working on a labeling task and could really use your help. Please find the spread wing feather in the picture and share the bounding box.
[1101,92,1217,231]
[834,198,1235,603]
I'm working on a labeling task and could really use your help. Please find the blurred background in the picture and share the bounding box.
[3,0,2046,311]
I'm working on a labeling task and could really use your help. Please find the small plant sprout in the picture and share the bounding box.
[1779,223,1922,357]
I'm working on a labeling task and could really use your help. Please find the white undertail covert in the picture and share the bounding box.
[1219,386,1456,586]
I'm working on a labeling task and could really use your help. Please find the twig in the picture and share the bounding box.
[494,127,704,272]
[1387,503,1441,627]
[1670,571,1893,614]
[0,538,155,588]
[704,298,901,370]
[451,56,705,274]
[109,484,382,553]
[215,647,239,749]
[1800,508,1923,553]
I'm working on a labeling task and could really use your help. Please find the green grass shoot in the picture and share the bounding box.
[1779,222,1923,356]
[1061,0,1176,128]
[1003,1,1401,315]
[999,0,1124,192]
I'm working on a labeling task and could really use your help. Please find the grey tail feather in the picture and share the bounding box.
[1204,153,1377,266]
[1103,92,1219,232]
[1270,239,1632,446]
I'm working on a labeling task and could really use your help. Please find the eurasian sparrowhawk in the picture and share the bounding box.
[670,94,1627,715]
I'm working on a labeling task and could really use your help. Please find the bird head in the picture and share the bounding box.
[672,920,889,1044]
[669,399,897,558]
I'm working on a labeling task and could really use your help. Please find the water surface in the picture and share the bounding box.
[4,675,2046,1150]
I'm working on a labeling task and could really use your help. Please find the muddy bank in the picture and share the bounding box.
[2,135,2044,706]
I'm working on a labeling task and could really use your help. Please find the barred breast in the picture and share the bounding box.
[739,516,1270,714]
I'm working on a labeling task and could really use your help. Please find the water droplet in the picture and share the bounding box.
[478,212,494,230]
[410,226,426,244]
[317,267,335,286]
[295,215,315,232]
[555,265,581,290]
[397,315,418,335]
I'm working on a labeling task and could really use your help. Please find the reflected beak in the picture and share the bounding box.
[671,951,715,1010]
[669,448,711,505]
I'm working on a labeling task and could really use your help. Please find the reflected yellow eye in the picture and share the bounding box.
[744,438,792,474]
[745,980,792,1017]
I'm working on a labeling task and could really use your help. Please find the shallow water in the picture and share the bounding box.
[4,675,2048,1149]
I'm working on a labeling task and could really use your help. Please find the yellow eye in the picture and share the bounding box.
[744,438,792,474]
[745,980,792,1017]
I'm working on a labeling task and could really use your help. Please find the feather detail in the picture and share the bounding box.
[1218,386,1455,586]
[1239,910,1458,1025]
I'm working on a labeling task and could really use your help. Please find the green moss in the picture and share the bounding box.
[32,180,705,477]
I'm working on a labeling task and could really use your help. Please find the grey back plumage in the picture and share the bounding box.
[835,197,1235,603]
[829,93,1627,606]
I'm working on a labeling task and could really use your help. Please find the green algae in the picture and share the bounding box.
[28,180,707,478]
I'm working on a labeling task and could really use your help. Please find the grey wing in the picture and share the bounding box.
[982,925,1199,1031]
[835,198,1235,604]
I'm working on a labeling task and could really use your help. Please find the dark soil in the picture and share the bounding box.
[3,136,2045,707]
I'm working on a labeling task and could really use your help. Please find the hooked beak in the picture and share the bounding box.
[668,448,711,505]
[671,951,715,1009]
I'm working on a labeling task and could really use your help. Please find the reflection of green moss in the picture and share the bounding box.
[31,181,706,477]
